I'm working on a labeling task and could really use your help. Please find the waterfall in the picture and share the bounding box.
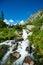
[0,29,34,65]
[12,29,30,65]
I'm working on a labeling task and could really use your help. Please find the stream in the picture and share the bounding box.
[0,29,35,65]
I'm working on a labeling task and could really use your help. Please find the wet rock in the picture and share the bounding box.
[26,30,30,34]
[26,46,32,53]
[23,56,35,65]
[30,61,34,65]
[23,63,29,65]
[26,47,30,52]
[15,37,23,42]
[26,45,35,54]
[11,41,15,44]
[11,52,21,59]
[6,52,21,65]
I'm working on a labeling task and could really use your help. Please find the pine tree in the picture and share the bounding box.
[1,11,4,20]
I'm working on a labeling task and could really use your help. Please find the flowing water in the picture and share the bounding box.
[1,44,16,65]
[12,29,34,65]
[0,29,34,65]
[0,40,16,65]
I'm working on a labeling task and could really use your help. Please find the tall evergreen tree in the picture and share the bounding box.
[1,11,4,20]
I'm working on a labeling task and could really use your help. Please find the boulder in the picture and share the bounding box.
[26,47,30,52]
[6,52,21,65]
[26,46,32,53]
[11,41,15,44]
[11,51,21,59]
[23,56,35,65]
[23,63,29,65]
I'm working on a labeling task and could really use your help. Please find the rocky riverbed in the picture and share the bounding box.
[0,29,37,65]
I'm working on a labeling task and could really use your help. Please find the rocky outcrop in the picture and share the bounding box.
[27,25,34,31]
[29,10,43,22]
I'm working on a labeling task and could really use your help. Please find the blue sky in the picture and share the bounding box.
[0,0,43,25]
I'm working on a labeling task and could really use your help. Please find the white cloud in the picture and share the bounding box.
[4,19,14,25]
[4,19,9,24]
[4,19,7,22]
[9,19,14,23]
[19,20,24,25]
[4,19,24,26]
[14,23,17,25]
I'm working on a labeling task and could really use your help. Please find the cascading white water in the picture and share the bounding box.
[0,29,34,65]
[0,41,16,65]
[0,40,15,46]
[1,45,15,65]
[22,29,28,40]
[12,29,30,65]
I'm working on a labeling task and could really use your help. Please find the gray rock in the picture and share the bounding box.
[11,51,21,59]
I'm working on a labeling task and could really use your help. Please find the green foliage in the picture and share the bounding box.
[27,11,43,62]
[0,12,23,43]
[21,22,28,29]
[14,24,22,31]
[0,20,7,28]
[0,27,19,42]
[1,11,4,20]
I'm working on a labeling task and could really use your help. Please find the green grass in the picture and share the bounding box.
[27,15,43,63]
[0,24,23,42]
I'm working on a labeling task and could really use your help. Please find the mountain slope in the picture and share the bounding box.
[27,10,43,64]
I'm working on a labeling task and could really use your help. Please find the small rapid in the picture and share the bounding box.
[0,29,34,65]
[12,29,34,65]
[0,40,16,65]
[1,44,16,65]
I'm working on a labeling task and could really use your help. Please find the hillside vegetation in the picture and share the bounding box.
[0,12,22,42]
[27,10,43,64]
